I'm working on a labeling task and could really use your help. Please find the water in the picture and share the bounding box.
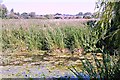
[0,53,81,78]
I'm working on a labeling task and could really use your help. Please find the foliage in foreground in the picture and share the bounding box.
[69,1,120,80]
[69,52,120,80]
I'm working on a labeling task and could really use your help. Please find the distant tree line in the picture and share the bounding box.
[0,4,97,19]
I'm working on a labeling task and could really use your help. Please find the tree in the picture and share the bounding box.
[84,12,92,16]
[44,14,54,19]
[10,8,14,13]
[95,1,120,55]
[77,12,83,16]
[29,12,36,18]
[0,4,8,18]
[21,12,30,19]
[83,12,92,19]
[71,1,120,79]
[15,12,20,16]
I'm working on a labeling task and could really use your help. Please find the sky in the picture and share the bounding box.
[1,0,96,15]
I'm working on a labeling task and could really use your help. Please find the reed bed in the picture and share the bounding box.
[2,19,98,54]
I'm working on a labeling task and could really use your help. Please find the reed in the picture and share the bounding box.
[2,21,99,54]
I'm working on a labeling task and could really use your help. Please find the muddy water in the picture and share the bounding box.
[0,52,84,78]
[0,65,75,78]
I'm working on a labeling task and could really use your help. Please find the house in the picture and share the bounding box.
[54,13,63,19]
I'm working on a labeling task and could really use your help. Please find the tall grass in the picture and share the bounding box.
[2,21,99,54]
[69,52,120,80]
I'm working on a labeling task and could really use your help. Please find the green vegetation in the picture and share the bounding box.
[0,4,7,19]
[1,0,120,79]
[2,22,99,53]
[69,1,120,80]
[69,53,120,79]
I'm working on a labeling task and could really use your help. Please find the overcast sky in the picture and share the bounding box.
[2,0,96,15]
